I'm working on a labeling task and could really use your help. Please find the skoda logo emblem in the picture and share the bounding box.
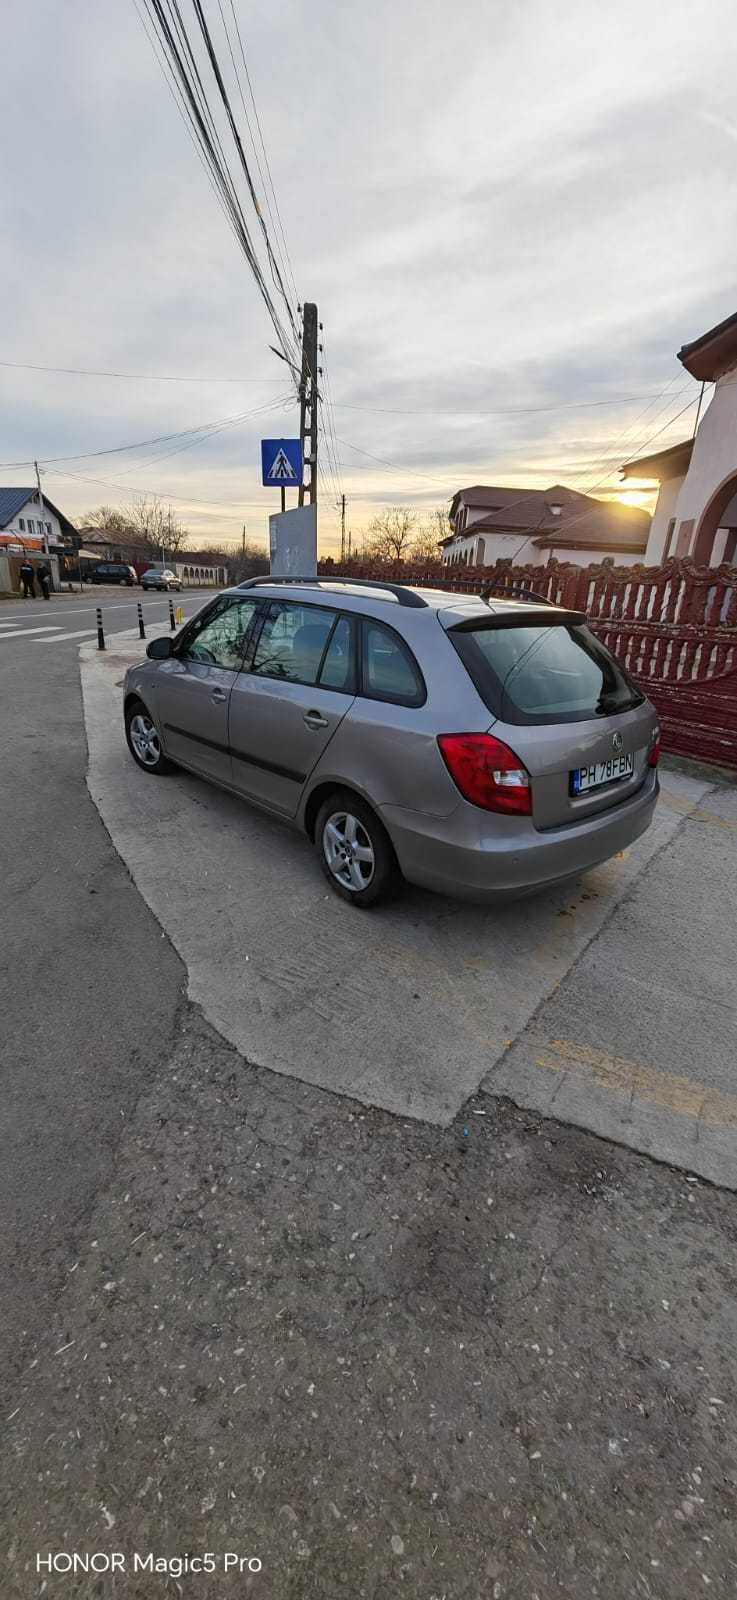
[612,731,624,753]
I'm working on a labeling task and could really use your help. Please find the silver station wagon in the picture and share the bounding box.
[123,577,660,907]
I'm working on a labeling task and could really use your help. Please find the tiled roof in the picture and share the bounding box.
[0,487,35,528]
[0,485,77,538]
[451,483,649,546]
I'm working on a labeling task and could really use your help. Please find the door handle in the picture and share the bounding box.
[303,709,328,730]
[211,688,227,703]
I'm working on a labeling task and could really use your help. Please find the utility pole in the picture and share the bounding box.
[298,302,318,508]
[34,460,50,561]
[241,523,246,556]
[340,494,346,563]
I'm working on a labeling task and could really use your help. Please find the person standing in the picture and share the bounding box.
[19,559,35,599]
[37,562,51,601]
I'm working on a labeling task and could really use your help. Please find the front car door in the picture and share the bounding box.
[228,599,357,815]
[153,596,260,782]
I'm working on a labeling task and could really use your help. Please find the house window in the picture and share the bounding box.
[663,518,676,560]
[46,521,52,535]
[19,518,25,531]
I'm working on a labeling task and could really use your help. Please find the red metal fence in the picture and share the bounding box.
[318,557,737,770]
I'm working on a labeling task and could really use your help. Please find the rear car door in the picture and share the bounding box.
[153,596,260,782]
[228,600,356,816]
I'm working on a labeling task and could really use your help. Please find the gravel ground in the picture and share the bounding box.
[4,1005,737,1600]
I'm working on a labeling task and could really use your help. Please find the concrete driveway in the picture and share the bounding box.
[82,634,737,1186]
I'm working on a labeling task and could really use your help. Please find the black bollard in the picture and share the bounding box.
[169,597,176,631]
[138,601,145,640]
[96,607,105,652]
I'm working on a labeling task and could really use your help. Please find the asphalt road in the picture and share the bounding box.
[0,589,210,1384]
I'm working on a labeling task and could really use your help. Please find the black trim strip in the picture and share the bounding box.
[165,722,305,783]
[165,723,229,756]
[230,746,306,784]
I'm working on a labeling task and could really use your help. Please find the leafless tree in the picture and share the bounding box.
[78,505,135,535]
[365,504,450,565]
[365,507,418,562]
[411,508,450,563]
[124,496,188,555]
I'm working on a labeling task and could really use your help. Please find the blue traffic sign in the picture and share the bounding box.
[261,438,302,488]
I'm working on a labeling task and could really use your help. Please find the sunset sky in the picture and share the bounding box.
[2,0,737,554]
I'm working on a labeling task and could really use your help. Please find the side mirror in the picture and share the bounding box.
[146,635,173,660]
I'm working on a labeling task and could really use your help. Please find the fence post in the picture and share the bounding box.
[137,601,145,640]
[96,607,105,652]
[169,598,176,631]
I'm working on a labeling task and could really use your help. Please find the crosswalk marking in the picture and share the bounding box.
[36,629,97,644]
[0,626,61,640]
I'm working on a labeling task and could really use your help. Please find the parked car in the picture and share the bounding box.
[141,567,182,592]
[90,561,138,586]
[123,578,660,908]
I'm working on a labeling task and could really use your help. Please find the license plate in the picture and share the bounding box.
[571,753,634,794]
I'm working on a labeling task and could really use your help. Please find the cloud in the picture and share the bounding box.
[1,0,735,552]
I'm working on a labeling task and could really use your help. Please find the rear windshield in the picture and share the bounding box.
[450,621,644,725]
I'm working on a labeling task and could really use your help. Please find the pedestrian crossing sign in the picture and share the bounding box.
[261,438,302,487]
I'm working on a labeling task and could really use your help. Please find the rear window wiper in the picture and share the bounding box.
[595,689,642,715]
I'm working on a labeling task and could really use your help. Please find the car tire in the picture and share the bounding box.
[125,699,175,776]
[314,790,401,908]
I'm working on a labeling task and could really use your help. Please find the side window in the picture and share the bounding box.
[318,615,355,692]
[362,620,425,706]
[252,602,337,686]
[182,598,259,670]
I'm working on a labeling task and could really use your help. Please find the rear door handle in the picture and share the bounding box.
[303,709,328,730]
[211,688,227,703]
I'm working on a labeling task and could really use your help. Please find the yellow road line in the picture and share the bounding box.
[659,791,737,833]
[533,1036,737,1130]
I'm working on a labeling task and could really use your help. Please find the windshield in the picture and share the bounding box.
[450,621,644,725]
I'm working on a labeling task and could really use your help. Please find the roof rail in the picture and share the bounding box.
[236,575,428,609]
[480,582,556,607]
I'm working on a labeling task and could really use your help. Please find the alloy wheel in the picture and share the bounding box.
[129,712,161,768]
[322,811,375,893]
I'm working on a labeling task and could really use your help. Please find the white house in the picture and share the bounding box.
[0,486,75,594]
[622,309,737,566]
[0,485,70,550]
[441,484,650,569]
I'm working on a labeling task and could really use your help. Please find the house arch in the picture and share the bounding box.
[692,468,737,565]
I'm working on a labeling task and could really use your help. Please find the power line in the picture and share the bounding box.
[226,0,299,310]
[107,393,292,476]
[44,463,280,513]
[190,0,299,345]
[330,390,677,419]
[0,393,292,470]
[335,435,457,486]
[0,359,285,383]
[216,0,298,314]
[137,0,299,373]
[318,324,346,499]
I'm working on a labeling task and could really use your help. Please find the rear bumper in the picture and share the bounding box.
[380,772,659,903]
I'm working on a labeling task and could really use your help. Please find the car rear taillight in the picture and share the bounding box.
[647,726,661,767]
[438,733,532,815]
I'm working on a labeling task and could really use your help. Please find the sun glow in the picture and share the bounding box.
[619,488,654,509]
